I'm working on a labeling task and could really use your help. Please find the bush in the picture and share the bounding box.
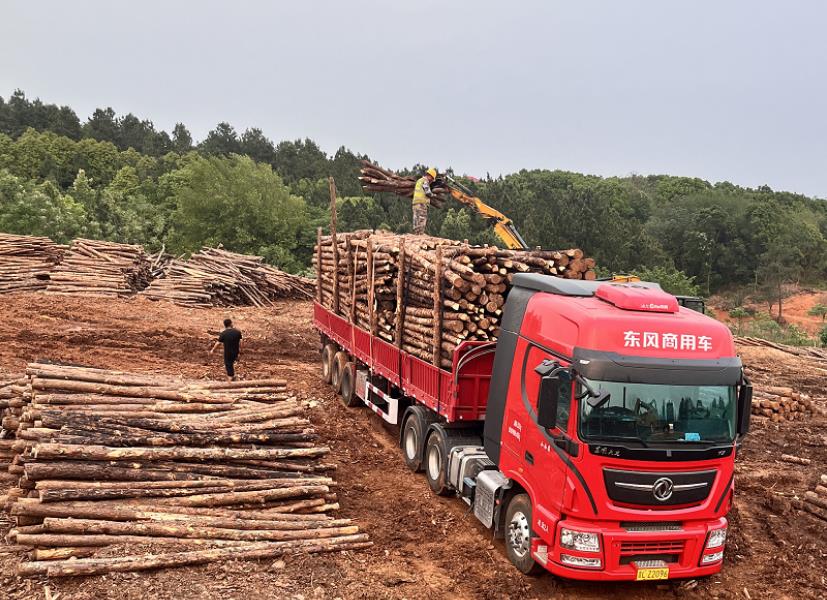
[820,326,827,348]
[633,265,700,297]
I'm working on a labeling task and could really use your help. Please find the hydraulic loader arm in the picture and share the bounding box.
[445,184,529,250]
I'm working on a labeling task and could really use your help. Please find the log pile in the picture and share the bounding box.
[46,239,151,297]
[750,385,824,422]
[0,233,64,294]
[143,247,314,307]
[736,336,827,362]
[358,161,447,208]
[800,474,827,523]
[1,363,369,577]
[314,230,596,368]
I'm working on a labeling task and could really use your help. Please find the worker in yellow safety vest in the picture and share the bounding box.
[412,167,437,234]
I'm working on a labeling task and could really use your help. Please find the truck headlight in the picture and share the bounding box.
[560,554,602,569]
[701,550,724,564]
[560,527,600,553]
[706,527,727,549]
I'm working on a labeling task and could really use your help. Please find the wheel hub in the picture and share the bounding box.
[508,511,531,558]
[404,427,418,460]
[427,444,441,480]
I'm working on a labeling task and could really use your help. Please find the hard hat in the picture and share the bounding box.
[426,168,437,179]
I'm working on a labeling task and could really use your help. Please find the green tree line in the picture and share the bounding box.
[1,89,826,298]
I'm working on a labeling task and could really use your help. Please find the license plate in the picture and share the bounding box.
[636,567,669,581]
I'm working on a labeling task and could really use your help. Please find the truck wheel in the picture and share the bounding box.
[339,362,360,407]
[424,429,451,496]
[331,351,348,394]
[504,493,542,575]
[321,344,336,384]
[401,413,425,472]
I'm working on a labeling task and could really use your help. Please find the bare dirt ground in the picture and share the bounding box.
[712,288,827,336]
[0,294,824,600]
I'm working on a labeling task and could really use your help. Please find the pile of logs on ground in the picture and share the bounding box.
[799,474,827,523]
[143,247,314,307]
[736,336,827,362]
[46,239,152,297]
[358,161,447,208]
[751,385,824,422]
[0,233,65,294]
[314,230,596,369]
[0,363,369,577]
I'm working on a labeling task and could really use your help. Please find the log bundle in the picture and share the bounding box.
[0,363,369,577]
[314,230,596,368]
[750,385,824,422]
[0,233,65,294]
[143,247,314,307]
[800,474,827,524]
[358,161,447,208]
[46,238,151,297]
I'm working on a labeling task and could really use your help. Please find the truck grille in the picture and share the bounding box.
[620,540,685,555]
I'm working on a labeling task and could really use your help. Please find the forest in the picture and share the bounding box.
[2,89,826,304]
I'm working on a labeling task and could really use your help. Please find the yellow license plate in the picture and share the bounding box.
[636,567,669,581]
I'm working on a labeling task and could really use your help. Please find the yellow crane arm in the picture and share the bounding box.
[446,187,529,250]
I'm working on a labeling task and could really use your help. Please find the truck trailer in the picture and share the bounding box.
[314,273,751,581]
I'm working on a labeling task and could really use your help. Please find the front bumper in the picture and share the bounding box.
[532,517,727,581]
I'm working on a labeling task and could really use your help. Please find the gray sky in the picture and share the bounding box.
[2,1,826,198]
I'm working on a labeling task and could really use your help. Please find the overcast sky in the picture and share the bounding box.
[1,1,825,197]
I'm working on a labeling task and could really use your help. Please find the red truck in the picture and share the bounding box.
[314,274,751,581]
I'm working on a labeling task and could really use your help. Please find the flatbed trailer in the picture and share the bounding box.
[314,274,751,581]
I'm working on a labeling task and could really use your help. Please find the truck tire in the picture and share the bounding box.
[400,406,437,473]
[331,351,348,394]
[339,362,360,407]
[424,429,451,496]
[504,493,542,575]
[321,344,336,384]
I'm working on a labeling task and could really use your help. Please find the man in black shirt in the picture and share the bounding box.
[210,318,242,381]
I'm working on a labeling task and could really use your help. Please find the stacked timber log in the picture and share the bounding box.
[314,231,596,368]
[736,336,827,361]
[750,385,824,422]
[143,247,314,307]
[358,161,447,208]
[0,363,369,577]
[46,239,151,297]
[799,474,827,523]
[0,233,64,294]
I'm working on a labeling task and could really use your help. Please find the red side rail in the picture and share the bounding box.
[313,302,493,422]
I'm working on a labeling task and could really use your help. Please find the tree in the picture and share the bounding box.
[171,123,193,153]
[169,155,308,271]
[439,208,472,240]
[239,128,276,165]
[199,122,242,156]
[808,303,827,322]
[82,108,119,144]
[633,265,700,297]
[728,307,749,335]
[820,326,827,348]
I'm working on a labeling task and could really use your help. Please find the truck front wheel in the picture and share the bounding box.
[504,493,542,575]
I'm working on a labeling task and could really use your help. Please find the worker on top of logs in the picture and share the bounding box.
[412,167,437,234]
[210,318,243,381]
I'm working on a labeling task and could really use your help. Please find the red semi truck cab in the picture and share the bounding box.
[314,274,751,582]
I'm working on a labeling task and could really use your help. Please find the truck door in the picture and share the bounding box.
[499,338,568,514]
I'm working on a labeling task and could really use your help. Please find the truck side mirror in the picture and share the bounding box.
[737,380,752,436]
[537,375,559,430]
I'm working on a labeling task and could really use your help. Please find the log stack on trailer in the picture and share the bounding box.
[314,230,596,369]
[0,233,65,294]
[0,363,370,577]
[46,238,152,297]
[143,247,314,307]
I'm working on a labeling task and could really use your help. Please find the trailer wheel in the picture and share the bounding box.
[339,362,360,407]
[504,493,542,575]
[321,344,336,384]
[331,351,348,394]
[400,406,437,473]
[424,429,451,496]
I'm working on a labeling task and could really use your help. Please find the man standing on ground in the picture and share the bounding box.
[210,318,242,381]
[412,167,437,234]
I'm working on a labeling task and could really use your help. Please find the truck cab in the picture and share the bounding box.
[473,275,750,580]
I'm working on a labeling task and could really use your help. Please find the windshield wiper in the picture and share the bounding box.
[591,435,649,448]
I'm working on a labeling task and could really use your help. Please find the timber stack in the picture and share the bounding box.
[143,247,314,307]
[314,230,596,369]
[750,384,824,422]
[0,233,65,294]
[358,160,447,208]
[0,363,370,577]
[797,474,827,524]
[46,238,151,297]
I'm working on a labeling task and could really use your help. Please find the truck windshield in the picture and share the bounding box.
[579,379,736,444]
